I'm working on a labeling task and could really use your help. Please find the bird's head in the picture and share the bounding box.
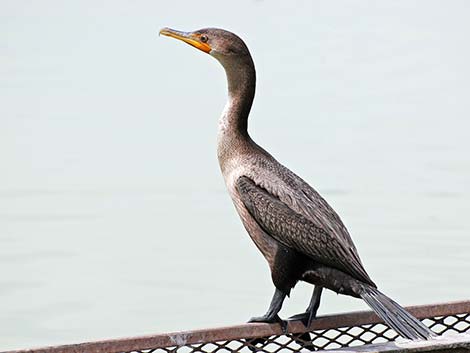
[159,27,251,63]
[160,26,256,102]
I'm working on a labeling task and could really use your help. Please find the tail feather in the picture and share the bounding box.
[360,285,436,340]
[361,290,410,337]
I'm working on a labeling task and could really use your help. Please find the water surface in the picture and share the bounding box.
[1,1,469,350]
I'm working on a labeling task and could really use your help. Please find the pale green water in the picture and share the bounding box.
[1,1,469,350]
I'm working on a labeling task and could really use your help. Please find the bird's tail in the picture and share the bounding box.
[359,284,436,340]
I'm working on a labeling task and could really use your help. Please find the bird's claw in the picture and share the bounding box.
[288,310,317,328]
[248,314,288,334]
[288,312,309,327]
[293,332,315,351]
[278,317,288,334]
[245,315,289,352]
[288,312,308,321]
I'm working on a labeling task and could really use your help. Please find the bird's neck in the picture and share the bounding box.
[217,55,256,161]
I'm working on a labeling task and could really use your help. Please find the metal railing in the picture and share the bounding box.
[6,300,470,353]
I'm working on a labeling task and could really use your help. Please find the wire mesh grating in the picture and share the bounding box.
[5,301,470,353]
[117,312,470,353]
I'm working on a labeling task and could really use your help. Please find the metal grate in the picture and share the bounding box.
[120,313,470,353]
[6,300,470,353]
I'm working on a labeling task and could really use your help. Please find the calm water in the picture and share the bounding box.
[1,1,469,350]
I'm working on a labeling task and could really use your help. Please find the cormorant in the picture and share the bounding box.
[159,27,435,340]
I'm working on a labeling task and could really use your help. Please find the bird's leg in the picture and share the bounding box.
[248,288,287,332]
[288,286,323,327]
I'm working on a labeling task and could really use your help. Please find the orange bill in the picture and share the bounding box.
[159,27,211,53]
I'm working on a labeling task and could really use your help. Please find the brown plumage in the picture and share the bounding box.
[160,27,435,341]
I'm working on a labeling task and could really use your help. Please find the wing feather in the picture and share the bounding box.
[236,175,375,286]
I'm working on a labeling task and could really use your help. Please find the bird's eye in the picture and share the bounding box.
[200,35,208,43]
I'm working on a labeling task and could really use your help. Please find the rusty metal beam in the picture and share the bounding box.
[5,300,470,353]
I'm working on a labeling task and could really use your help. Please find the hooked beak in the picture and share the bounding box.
[159,27,211,54]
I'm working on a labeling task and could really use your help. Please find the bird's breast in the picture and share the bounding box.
[219,154,279,268]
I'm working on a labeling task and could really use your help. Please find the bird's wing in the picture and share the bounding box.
[248,157,366,276]
[236,175,374,285]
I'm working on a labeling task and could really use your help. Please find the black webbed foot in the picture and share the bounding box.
[292,332,315,351]
[248,314,288,334]
[246,314,289,351]
[288,311,308,325]
[289,286,323,328]
[288,309,317,328]
[245,288,288,351]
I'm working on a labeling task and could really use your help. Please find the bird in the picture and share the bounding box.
[159,27,435,341]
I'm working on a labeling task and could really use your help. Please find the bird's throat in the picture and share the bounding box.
[216,54,256,160]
